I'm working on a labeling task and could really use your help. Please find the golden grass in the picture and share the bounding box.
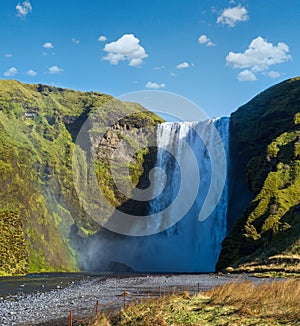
[91,279,300,326]
[93,314,111,326]
[226,254,300,275]
[207,279,300,322]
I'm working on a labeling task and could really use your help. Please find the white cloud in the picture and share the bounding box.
[198,34,215,46]
[198,35,208,44]
[176,62,190,69]
[98,35,107,42]
[103,34,148,67]
[128,58,144,67]
[103,53,124,64]
[153,65,165,70]
[169,72,176,77]
[4,67,18,77]
[4,54,12,58]
[72,38,80,44]
[48,65,63,74]
[268,71,281,78]
[226,36,292,73]
[26,69,37,77]
[43,42,54,49]
[16,1,32,18]
[237,69,257,81]
[217,5,249,27]
[145,81,166,89]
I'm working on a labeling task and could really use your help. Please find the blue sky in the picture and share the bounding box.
[1,0,300,118]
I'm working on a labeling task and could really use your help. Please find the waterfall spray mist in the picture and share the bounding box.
[72,91,230,272]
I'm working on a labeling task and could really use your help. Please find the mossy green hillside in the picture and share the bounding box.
[0,80,162,275]
[0,210,28,276]
[218,77,300,273]
[3,77,299,276]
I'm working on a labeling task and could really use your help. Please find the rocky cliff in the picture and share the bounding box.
[218,77,300,274]
[0,80,162,275]
[1,78,300,276]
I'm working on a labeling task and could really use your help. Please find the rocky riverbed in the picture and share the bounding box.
[0,273,270,326]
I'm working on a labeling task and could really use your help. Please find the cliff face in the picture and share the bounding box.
[1,78,300,276]
[218,77,300,274]
[0,80,162,275]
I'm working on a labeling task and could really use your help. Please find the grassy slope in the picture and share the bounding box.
[218,77,300,273]
[0,210,28,276]
[0,79,162,275]
[94,279,300,326]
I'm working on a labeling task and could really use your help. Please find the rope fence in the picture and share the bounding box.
[68,283,203,325]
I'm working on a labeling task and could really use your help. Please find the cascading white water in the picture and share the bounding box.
[135,117,231,272]
[82,117,230,273]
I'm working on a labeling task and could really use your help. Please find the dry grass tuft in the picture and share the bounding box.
[207,278,300,322]
[92,279,300,326]
[93,314,111,326]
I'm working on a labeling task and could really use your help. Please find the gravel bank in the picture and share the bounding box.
[0,274,267,326]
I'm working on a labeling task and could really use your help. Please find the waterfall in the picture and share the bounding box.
[136,117,230,272]
[82,117,230,273]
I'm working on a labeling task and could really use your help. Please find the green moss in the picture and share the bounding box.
[0,210,28,275]
[0,80,163,275]
[93,110,163,218]
[267,131,299,158]
[0,81,111,274]
[294,112,300,125]
[218,78,300,272]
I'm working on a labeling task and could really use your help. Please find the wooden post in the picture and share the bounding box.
[68,310,72,326]
[197,283,200,293]
[123,290,127,310]
[96,300,99,316]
